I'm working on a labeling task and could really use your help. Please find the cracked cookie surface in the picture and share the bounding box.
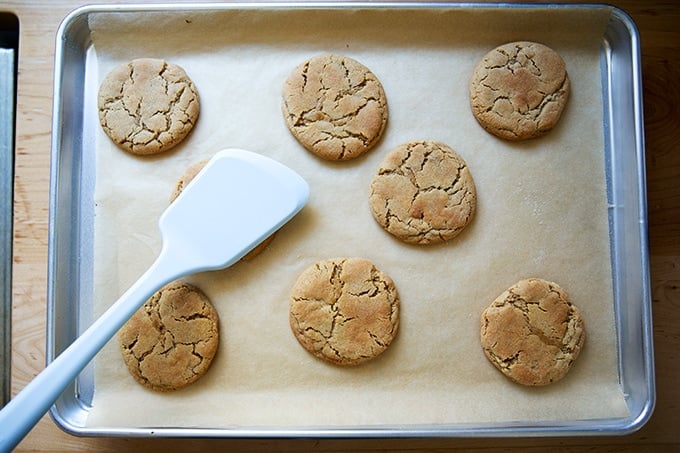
[282,54,388,160]
[118,281,219,391]
[289,258,399,366]
[369,141,476,245]
[480,278,585,386]
[169,159,275,261]
[98,58,200,155]
[469,41,570,141]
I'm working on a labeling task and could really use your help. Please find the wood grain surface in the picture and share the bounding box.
[5,0,680,451]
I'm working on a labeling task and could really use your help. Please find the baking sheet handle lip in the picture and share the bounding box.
[45,22,67,439]
[48,0,91,369]
[46,3,94,435]
[48,1,620,15]
[605,4,656,433]
[622,4,656,433]
[37,415,660,439]
[47,0,69,367]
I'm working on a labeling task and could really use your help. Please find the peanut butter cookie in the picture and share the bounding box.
[469,41,570,141]
[480,278,585,386]
[119,281,219,392]
[98,58,200,155]
[169,159,209,202]
[369,141,476,245]
[289,258,399,366]
[282,54,388,160]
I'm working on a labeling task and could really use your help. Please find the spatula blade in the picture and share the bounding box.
[159,148,309,274]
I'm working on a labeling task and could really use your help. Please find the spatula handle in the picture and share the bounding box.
[0,255,180,452]
[0,148,309,450]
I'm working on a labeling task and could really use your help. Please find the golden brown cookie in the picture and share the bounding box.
[369,141,476,245]
[469,41,570,141]
[289,258,399,366]
[480,278,585,386]
[282,54,388,160]
[118,281,219,392]
[169,159,275,261]
[169,159,209,202]
[98,58,200,155]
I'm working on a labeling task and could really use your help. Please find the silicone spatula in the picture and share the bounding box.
[0,148,309,451]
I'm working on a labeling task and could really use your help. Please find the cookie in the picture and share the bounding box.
[469,41,570,141]
[169,159,209,202]
[98,58,200,155]
[369,141,476,245]
[169,159,275,261]
[289,258,399,366]
[118,281,219,391]
[480,278,585,386]
[282,54,388,160]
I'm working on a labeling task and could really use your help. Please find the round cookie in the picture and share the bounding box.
[469,41,570,141]
[169,159,275,261]
[369,141,476,245]
[282,54,388,161]
[98,58,200,155]
[118,281,219,392]
[169,159,209,202]
[289,257,399,366]
[480,278,585,386]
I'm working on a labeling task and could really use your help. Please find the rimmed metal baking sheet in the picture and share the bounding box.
[47,2,654,438]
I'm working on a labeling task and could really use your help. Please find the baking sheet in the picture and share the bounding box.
[80,6,630,428]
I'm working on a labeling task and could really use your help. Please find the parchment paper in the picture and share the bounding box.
[85,6,629,428]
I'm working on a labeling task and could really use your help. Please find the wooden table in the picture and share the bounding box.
[5,1,679,451]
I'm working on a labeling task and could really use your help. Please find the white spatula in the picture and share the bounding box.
[0,148,309,451]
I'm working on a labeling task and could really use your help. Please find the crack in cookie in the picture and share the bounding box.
[282,54,388,160]
[289,258,399,366]
[118,281,219,392]
[469,41,570,141]
[98,58,200,155]
[480,278,585,386]
[369,141,477,245]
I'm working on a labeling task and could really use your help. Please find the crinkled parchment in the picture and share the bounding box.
[86,6,628,428]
